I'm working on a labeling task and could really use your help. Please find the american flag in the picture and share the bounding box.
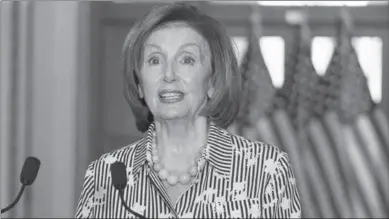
[272,18,322,218]
[229,5,389,218]
[232,5,279,147]
[277,19,343,218]
[336,9,389,217]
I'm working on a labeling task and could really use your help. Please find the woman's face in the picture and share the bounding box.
[138,22,213,121]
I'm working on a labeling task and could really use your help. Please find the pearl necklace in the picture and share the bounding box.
[151,131,206,186]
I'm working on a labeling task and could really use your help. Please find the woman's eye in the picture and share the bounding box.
[181,56,195,65]
[148,57,160,65]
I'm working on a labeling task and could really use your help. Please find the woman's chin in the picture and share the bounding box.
[152,101,204,121]
[158,111,188,121]
[154,107,191,121]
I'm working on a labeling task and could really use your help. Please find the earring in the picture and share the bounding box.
[207,88,214,99]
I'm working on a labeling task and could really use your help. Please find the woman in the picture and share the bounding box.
[75,2,301,218]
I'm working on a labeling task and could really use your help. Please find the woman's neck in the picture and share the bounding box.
[154,117,209,155]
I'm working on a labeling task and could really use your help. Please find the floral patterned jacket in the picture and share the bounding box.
[75,122,301,218]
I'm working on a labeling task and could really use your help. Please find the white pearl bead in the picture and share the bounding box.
[197,151,203,157]
[198,159,206,169]
[152,155,160,163]
[159,169,169,180]
[151,132,207,185]
[154,163,163,171]
[188,166,198,176]
[167,175,178,186]
[179,174,191,185]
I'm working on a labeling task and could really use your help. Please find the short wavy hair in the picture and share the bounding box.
[122,2,241,132]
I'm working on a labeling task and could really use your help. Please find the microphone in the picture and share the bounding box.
[1,157,41,214]
[110,162,146,219]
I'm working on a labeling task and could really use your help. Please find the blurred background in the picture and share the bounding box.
[0,0,388,218]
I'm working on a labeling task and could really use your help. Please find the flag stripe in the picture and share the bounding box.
[256,117,281,148]
[343,125,386,217]
[371,108,389,156]
[355,115,389,213]
[272,110,318,218]
[323,111,370,217]
[302,138,335,218]
[307,118,352,217]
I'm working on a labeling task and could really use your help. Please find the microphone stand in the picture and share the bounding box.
[1,185,25,214]
[118,190,146,219]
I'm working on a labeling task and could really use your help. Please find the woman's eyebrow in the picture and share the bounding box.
[179,43,201,52]
[144,42,208,62]
[144,44,162,51]
[144,43,202,53]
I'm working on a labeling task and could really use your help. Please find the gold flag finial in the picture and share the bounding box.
[285,9,310,42]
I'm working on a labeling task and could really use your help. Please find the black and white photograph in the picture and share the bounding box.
[1,0,388,218]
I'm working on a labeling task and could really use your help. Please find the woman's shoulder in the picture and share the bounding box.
[226,131,295,177]
[226,129,288,160]
[88,139,143,169]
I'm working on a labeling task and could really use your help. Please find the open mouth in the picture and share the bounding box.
[159,90,185,103]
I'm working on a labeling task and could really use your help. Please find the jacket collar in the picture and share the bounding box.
[132,122,234,178]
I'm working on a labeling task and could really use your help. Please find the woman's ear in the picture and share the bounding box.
[207,80,215,99]
[138,85,144,99]
[133,70,144,99]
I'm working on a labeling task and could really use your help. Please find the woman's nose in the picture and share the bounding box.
[163,63,176,83]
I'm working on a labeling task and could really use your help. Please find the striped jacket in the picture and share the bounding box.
[75,122,301,218]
